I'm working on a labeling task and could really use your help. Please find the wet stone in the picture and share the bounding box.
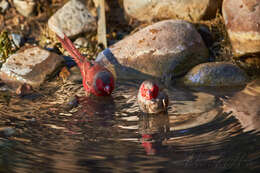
[48,0,96,38]
[96,20,209,83]
[124,0,221,22]
[0,46,64,88]
[183,62,249,87]
[222,0,260,55]
[13,0,36,17]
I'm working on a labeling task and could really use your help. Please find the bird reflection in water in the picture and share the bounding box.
[139,113,170,155]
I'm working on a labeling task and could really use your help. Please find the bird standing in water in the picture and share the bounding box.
[137,80,168,114]
[56,33,115,96]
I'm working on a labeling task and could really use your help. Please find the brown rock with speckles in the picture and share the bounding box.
[96,20,209,83]
[0,47,63,89]
[48,0,96,38]
[222,0,260,55]
[124,0,221,22]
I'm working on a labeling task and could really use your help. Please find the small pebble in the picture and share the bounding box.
[0,0,9,13]
[11,33,24,48]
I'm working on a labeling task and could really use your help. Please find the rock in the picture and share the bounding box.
[0,46,64,88]
[0,0,9,13]
[48,0,96,38]
[13,0,36,17]
[223,79,260,132]
[15,83,32,96]
[96,20,209,84]
[11,33,24,48]
[222,0,260,55]
[183,62,249,87]
[124,0,221,22]
[73,37,89,48]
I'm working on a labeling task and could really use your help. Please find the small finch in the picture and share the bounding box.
[137,80,168,114]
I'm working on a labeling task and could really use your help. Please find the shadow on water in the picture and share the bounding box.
[0,79,260,172]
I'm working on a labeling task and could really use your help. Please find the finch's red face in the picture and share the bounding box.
[140,81,159,100]
[94,71,115,96]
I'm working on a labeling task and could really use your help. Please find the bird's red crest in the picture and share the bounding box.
[140,82,159,100]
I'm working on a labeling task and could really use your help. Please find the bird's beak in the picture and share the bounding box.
[104,85,111,94]
[146,90,152,99]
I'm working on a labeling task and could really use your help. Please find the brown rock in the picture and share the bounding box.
[48,0,96,38]
[0,46,63,88]
[222,0,260,55]
[124,0,221,22]
[96,20,209,83]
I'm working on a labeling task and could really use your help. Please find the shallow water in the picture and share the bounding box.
[0,80,259,173]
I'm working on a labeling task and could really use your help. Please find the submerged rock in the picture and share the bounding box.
[222,0,260,55]
[124,0,221,22]
[0,127,15,136]
[48,0,96,38]
[96,20,209,84]
[13,0,36,17]
[223,79,260,132]
[183,62,249,87]
[0,46,63,88]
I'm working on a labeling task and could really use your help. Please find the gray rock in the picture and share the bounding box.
[223,79,260,132]
[13,0,35,17]
[11,33,24,48]
[0,46,64,88]
[124,0,221,22]
[222,0,260,55]
[96,20,209,84]
[183,62,249,87]
[0,0,9,13]
[48,0,96,38]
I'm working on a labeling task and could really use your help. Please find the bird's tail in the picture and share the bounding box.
[56,33,89,67]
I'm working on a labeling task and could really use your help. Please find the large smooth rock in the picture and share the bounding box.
[96,20,209,83]
[48,0,96,38]
[13,0,35,17]
[0,46,63,88]
[223,79,260,132]
[183,62,249,87]
[124,0,221,22]
[222,0,260,55]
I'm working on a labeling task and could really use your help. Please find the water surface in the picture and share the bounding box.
[0,80,259,173]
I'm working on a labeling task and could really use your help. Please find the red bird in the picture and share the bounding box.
[56,34,115,96]
[137,80,168,114]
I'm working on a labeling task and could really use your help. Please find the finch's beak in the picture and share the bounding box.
[104,85,111,95]
[146,90,152,99]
